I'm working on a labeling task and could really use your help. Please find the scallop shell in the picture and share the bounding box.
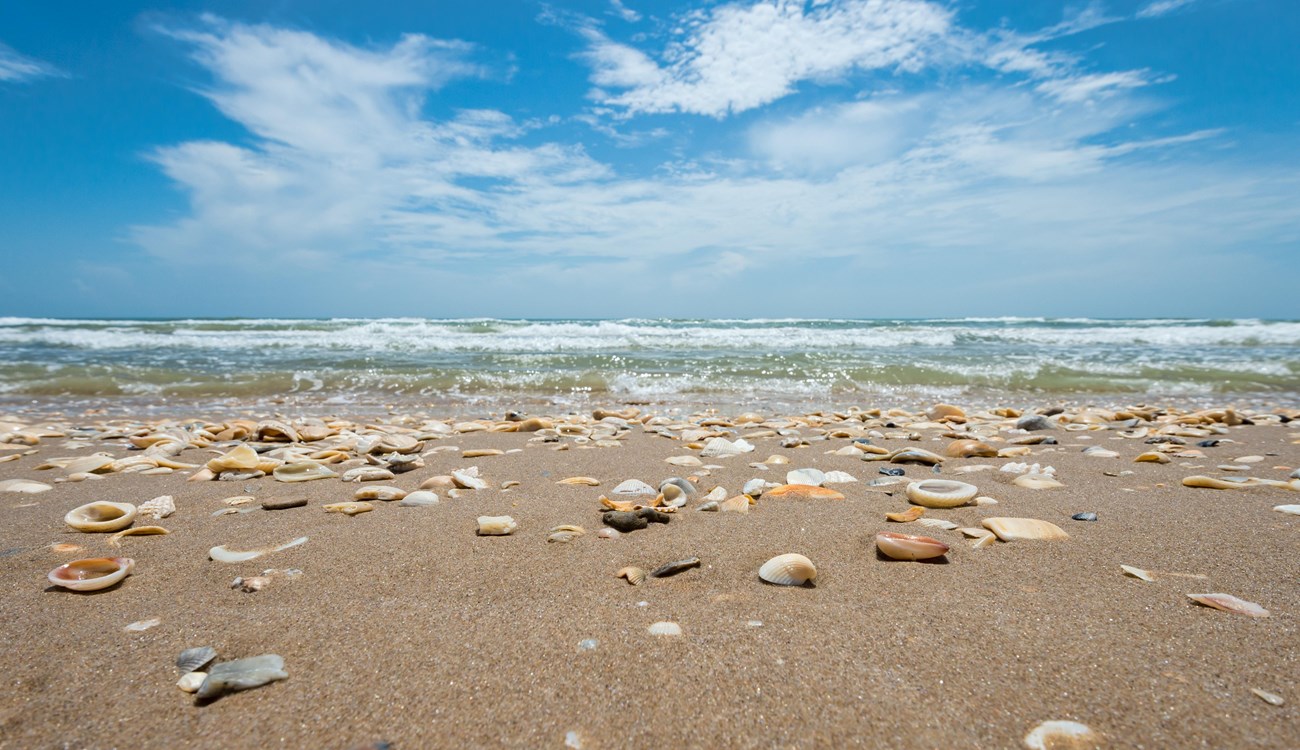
[981,517,1069,541]
[1187,593,1269,617]
[176,646,218,673]
[107,526,169,548]
[477,515,517,536]
[64,501,138,532]
[322,501,373,516]
[875,531,949,561]
[785,468,826,486]
[1023,720,1101,750]
[616,566,646,585]
[763,484,845,501]
[47,557,135,591]
[905,479,977,508]
[272,462,337,483]
[646,621,682,636]
[719,495,750,513]
[758,553,817,585]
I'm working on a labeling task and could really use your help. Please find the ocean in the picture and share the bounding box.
[1,317,1297,413]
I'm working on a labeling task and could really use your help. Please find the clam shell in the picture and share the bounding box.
[47,557,135,591]
[719,495,750,513]
[272,462,337,483]
[1187,593,1269,617]
[353,486,406,501]
[177,672,207,693]
[0,478,53,494]
[397,491,439,507]
[558,476,601,486]
[1013,474,1065,490]
[943,439,997,458]
[611,479,657,496]
[64,501,138,532]
[758,553,817,585]
[905,479,977,508]
[343,467,396,483]
[616,566,646,585]
[981,517,1069,541]
[875,531,949,561]
[1134,451,1170,464]
[452,469,488,490]
[547,525,585,543]
[764,484,845,500]
[477,515,517,536]
[646,621,682,636]
[659,484,687,508]
[1120,564,1154,582]
[785,468,826,487]
[177,646,218,673]
[887,448,944,465]
[206,445,261,473]
[1023,720,1101,750]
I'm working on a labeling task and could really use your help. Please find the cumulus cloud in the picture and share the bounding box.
[0,41,62,82]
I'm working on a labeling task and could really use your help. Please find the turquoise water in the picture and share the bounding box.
[0,317,1297,409]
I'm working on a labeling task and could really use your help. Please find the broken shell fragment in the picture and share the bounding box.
[651,557,701,578]
[0,478,53,494]
[886,506,926,523]
[1187,593,1269,617]
[617,566,646,585]
[1023,720,1101,750]
[647,621,682,636]
[196,654,288,700]
[452,469,488,490]
[137,494,175,520]
[719,495,750,513]
[107,526,169,548]
[905,479,978,508]
[323,502,373,516]
[477,515,517,536]
[1251,688,1285,707]
[208,536,307,563]
[353,486,406,501]
[177,646,218,674]
[1013,474,1064,490]
[272,462,337,483]
[1273,504,1300,516]
[875,532,949,561]
[64,501,138,533]
[758,553,817,585]
[981,517,1069,541]
[1121,564,1155,582]
[47,557,135,591]
[397,490,439,507]
[547,525,585,543]
[763,484,845,501]
[557,476,600,486]
[1182,475,1249,490]
[1134,451,1170,464]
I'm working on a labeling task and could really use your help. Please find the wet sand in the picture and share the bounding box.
[0,404,1297,749]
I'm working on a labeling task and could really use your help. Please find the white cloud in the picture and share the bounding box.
[0,41,61,82]
[609,0,642,23]
[1138,0,1196,19]
[1036,70,1154,103]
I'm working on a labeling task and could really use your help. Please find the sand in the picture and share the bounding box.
[0,405,1297,749]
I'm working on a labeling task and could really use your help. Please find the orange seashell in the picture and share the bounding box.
[885,507,925,523]
[875,531,949,561]
[764,484,845,501]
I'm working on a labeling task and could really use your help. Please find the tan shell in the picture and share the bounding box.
[616,566,646,585]
[719,494,751,513]
[47,557,135,591]
[107,526,169,548]
[353,486,407,501]
[463,449,504,458]
[323,501,374,516]
[943,439,996,458]
[557,476,600,486]
[875,531,949,561]
[764,484,845,501]
[905,479,978,508]
[476,515,517,535]
[272,462,337,483]
[758,553,817,585]
[886,506,925,523]
[1023,720,1101,750]
[1013,474,1065,490]
[1134,451,1171,464]
[547,525,585,543]
[981,517,1069,541]
[64,501,138,533]
[206,445,261,473]
[1182,475,1249,490]
[1187,593,1269,617]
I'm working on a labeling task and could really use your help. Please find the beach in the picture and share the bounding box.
[1,402,1297,749]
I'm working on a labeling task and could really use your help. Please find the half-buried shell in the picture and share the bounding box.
[905,479,977,508]
[875,532,949,561]
[981,517,1069,541]
[47,557,135,591]
[64,501,137,532]
[763,484,845,501]
[758,553,817,585]
[477,516,517,535]
[272,462,337,483]
[1187,593,1269,617]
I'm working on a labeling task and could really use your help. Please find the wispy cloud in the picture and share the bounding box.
[608,0,642,23]
[0,41,62,83]
[1138,0,1197,19]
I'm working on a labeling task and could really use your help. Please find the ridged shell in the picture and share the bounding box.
[137,494,176,520]
[47,557,135,591]
[905,480,978,508]
[719,495,750,513]
[176,646,217,674]
[477,515,517,535]
[616,566,646,585]
[758,553,817,586]
[981,517,1069,541]
[875,531,949,561]
[1187,593,1270,617]
[64,501,138,532]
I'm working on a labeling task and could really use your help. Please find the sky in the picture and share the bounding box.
[0,0,1297,319]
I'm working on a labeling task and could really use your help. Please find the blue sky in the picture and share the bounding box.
[1,0,1297,319]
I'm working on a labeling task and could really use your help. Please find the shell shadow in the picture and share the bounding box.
[873,549,950,565]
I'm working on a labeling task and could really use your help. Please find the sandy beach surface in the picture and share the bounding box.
[1,403,1297,749]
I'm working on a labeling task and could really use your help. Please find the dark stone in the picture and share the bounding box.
[261,497,308,511]
[1016,414,1053,431]
[650,557,701,578]
[634,507,671,524]
[1145,436,1186,445]
[879,467,905,476]
[1040,437,1058,445]
[602,511,648,532]
[1040,406,1065,417]
[1071,512,1098,522]
[1197,439,1221,448]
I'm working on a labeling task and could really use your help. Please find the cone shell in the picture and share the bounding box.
[64,501,138,532]
[764,484,845,501]
[875,531,949,561]
[758,553,817,585]
[47,557,135,591]
[981,517,1069,541]
[1187,593,1269,617]
[905,479,978,508]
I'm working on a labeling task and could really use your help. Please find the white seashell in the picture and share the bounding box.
[342,467,395,483]
[1187,593,1269,617]
[665,455,703,467]
[323,501,373,515]
[452,469,488,490]
[821,470,858,484]
[596,528,621,539]
[1082,446,1119,458]
[272,462,336,483]
[659,484,687,508]
[758,553,817,585]
[64,454,116,474]
[785,468,825,486]
[981,517,1069,541]
[1023,720,1101,750]
[1121,564,1154,582]
[477,515,517,535]
[48,557,135,591]
[700,438,754,457]
[905,479,978,508]
[875,532,949,561]
[611,479,656,496]
[916,518,958,530]
[1013,473,1064,490]
[397,491,439,507]
[124,617,161,632]
[0,478,54,493]
[1251,688,1285,707]
[1273,504,1300,515]
[209,536,307,563]
[353,485,406,501]
[137,494,175,520]
[64,501,137,532]
[647,621,682,636]
[177,672,207,693]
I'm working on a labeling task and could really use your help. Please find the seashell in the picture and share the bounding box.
[1234,455,1264,463]
[323,501,373,516]
[647,621,682,636]
[822,470,857,484]
[974,496,999,506]
[651,557,701,578]
[943,439,997,458]
[0,478,54,493]
[888,448,945,465]
[397,491,439,507]
[1013,474,1064,490]
[658,484,687,508]
[64,501,138,532]
[353,486,406,501]
[1023,720,1101,750]
[462,449,503,458]
[51,543,83,553]
[256,420,299,443]
[905,479,977,508]
[742,478,768,496]
[558,476,600,486]
[547,525,585,543]
[1182,475,1248,490]
[998,446,1034,458]
[1071,511,1097,521]
[206,445,261,473]
[47,557,135,591]
[785,468,826,486]
[916,518,958,530]
[1134,451,1170,464]
[596,528,621,539]
[665,455,703,467]
[272,462,336,483]
[233,575,271,592]
[64,454,116,474]
[927,403,966,421]
[343,467,396,483]
[719,495,750,513]
[209,536,308,562]
[177,646,218,673]
[599,495,639,512]
[124,617,161,632]
[177,672,207,693]
[196,654,289,700]
[1187,593,1269,617]
[611,479,657,496]
[1251,688,1285,707]
[970,533,998,549]
[981,517,1069,541]
[452,469,488,490]
[1121,564,1154,582]
[697,501,719,512]
[1082,446,1119,458]
[875,531,949,561]
[616,566,646,585]
[660,477,697,496]
[137,494,176,520]
[758,553,817,585]
[702,486,727,503]
[700,438,754,457]
[886,507,925,523]
[1273,504,1300,515]
[477,515,517,536]
[764,484,845,501]
[763,454,790,464]
[376,452,424,473]
[107,525,168,548]
[957,527,993,539]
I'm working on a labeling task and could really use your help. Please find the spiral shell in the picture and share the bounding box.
[875,531,949,561]
[758,553,817,586]
[905,480,978,509]
[47,557,135,591]
[64,501,137,532]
